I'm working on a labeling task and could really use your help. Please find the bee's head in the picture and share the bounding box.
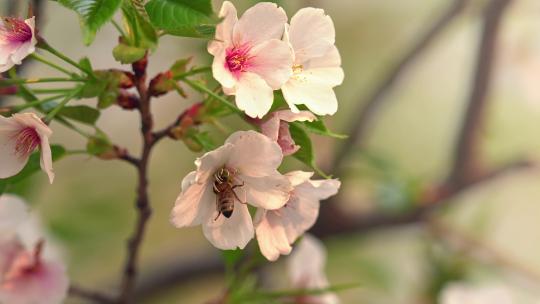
[215,167,231,183]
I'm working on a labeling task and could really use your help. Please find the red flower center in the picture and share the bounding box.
[12,127,40,158]
[0,18,32,43]
[225,45,251,75]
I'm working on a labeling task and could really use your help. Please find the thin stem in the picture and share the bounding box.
[12,94,66,112]
[44,88,81,123]
[33,88,74,94]
[1,77,83,85]
[173,66,212,80]
[182,79,240,114]
[30,53,76,77]
[38,40,93,76]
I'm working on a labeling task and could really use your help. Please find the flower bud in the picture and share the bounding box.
[131,54,148,78]
[0,85,18,95]
[148,71,174,97]
[116,91,139,110]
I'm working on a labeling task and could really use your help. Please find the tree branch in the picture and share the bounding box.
[69,284,116,304]
[447,0,513,185]
[332,0,468,172]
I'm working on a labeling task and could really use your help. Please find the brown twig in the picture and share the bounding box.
[332,0,468,172]
[117,55,155,304]
[69,284,116,304]
[447,0,513,185]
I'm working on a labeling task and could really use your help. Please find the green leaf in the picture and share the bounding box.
[113,0,157,64]
[145,0,216,38]
[0,145,67,194]
[58,105,100,125]
[289,123,330,178]
[170,58,192,76]
[112,43,147,64]
[53,0,122,45]
[191,131,216,152]
[86,129,113,156]
[302,119,347,139]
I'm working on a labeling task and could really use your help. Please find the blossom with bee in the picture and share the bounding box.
[255,171,340,261]
[0,113,54,183]
[259,110,316,156]
[171,131,292,250]
[287,235,340,304]
[282,8,344,116]
[208,1,293,118]
[0,16,37,73]
[0,195,69,304]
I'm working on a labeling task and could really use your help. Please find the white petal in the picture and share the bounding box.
[260,113,281,141]
[9,41,35,65]
[285,171,314,187]
[281,194,320,244]
[233,2,287,46]
[12,113,52,137]
[211,47,237,89]
[171,172,215,228]
[440,284,514,304]
[247,39,293,89]
[235,72,273,118]
[282,68,343,116]
[0,58,16,73]
[0,195,29,240]
[289,8,335,63]
[276,110,316,124]
[306,45,342,69]
[202,202,254,250]
[225,130,283,177]
[239,173,291,210]
[298,178,341,201]
[288,234,327,288]
[39,135,54,184]
[255,209,292,261]
[209,1,238,55]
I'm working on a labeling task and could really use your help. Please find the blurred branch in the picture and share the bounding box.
[429,219,540,285]
[332,0,468,172]
[447,0,513,185]
[69,284,116,304]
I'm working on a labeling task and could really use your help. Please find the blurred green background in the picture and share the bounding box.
[4,0,540,303]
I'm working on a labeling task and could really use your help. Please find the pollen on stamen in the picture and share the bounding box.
[0,18,32,43]
[225,45,251,75]
[12,127,40,159]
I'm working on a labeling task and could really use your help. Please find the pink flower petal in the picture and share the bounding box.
[0,196,29,241]
[260,110,316,156]
[288,8,336,64]
[233,2,287,46]
[211,47,237,90]
[225,130,283,177]
[254,209,292,261]
[170,172,214,228]
[208,1,238,55]
[247,39,293,90]
[238,173,291,210]
[202,202,254,250]
[0,117,30,179]
[194,143,234,183]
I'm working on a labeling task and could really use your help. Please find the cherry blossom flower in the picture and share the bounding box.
[0,195,68,304]
[255,171,340,261]
[287,234,339,304]
[171,130,292,250]
[208,1,293,118]
[259,110,316,156]
[440,283,514,304]
[282,8,344,116]
[0,113,54,183]
[0,17,37,73]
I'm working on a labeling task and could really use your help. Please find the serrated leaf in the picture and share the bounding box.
[0,145,66,194]
[289,123,329,178]
[54,0,122,45]
[59,105,100,125]
[116,0,158,63]
[145,0,216,38]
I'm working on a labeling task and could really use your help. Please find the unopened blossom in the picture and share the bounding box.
[440,283,514,304]
[171,130,292,250]
[208,1,293,118]
[0,17,37,73]
[0,195,68,304]
[287,234,339,304]
[255,171,340,261]
[259,110,316,156]
[282,8,344,116]
[0,113,54,183]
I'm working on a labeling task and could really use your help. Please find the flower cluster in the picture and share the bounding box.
[172,1,343,263]
[0,195,68,304]
[210,1,343,118]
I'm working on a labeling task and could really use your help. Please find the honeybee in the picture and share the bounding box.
[213,167,244,220]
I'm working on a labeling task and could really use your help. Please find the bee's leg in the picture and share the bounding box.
[232,189,248,205]
[231,181,244,189]
[214,195,221,221]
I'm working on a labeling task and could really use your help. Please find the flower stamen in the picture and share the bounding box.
[12,127,40,159]
[0,18,32,43]
[225,45,252,75]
